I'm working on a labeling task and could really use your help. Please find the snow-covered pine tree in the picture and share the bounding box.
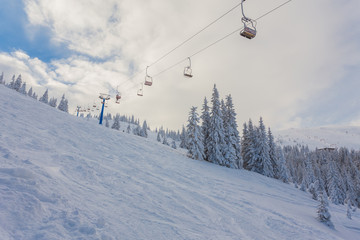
[162,134,169,146]
[275,146,290,183]
[39,89,49,104]
[111,114,120,130]
[201,97,211,161]
[141,120,148,138]
[207,84,226,166]
[49,97,57,107]
[268,128,278,177]
[0,72,3,84]
[13,74,22,91]
[327,158,345,205]
[179,125,187,149]
[317,191,334,228]
[126,124,131,133]
[171,140,177,149]
[186,106,204,160]
[27,87,33,97]
[57,94,69,112]
[8,75,15,89]
[157,131,162,142]
[223,94,242,168]
[32,92,38,100]
[19,82,27,95]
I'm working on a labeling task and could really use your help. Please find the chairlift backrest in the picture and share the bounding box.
[184,67,193,78]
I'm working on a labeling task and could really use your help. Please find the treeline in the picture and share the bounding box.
[0,72,69,112]
[182,84,360,212]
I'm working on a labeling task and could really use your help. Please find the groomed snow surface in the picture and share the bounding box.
[0,84,359,240]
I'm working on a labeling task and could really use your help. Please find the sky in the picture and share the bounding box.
[0,0,359,131]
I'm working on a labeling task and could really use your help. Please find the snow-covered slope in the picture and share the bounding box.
[1,85,359,240]
[275,126,360,150]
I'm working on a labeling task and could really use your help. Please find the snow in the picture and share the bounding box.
[275,126,360,150]
[0,84,360,239]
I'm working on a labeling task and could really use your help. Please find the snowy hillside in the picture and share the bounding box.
[275,126,360,150]
[1,84,360,240]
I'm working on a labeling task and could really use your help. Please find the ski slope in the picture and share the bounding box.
[0,84,359,240]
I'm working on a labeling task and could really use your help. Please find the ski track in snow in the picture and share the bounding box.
[0,84,359,240]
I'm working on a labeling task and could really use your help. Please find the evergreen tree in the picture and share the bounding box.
[8,75,15,89]
[105,117,110,127]
[276,146,290,183]
[49,97,57,107]
[186,106,204,160]
[32,92,38,100]
[268,128,278,177]
[327,159,345,205]
[179,125,187,149]
[222,95,242,168]
[58,94,69,112]
[201,97,211,161]
[162,134,169,146]
[111,114,120,130]
[39,89,49,104]
[19,82,27,95]
[207,84,226,165]
[13,74,22,91]
[0,72,3,84]
[317,191,334,228]
[141,120,148,138]
[242,120,257,171]
[171,140,177,149]
[126,124,131,133]
[27,87,33,97]
[157,131,162,142]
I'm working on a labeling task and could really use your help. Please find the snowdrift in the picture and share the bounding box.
[0,85,359,240]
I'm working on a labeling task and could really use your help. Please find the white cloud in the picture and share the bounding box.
[1,0,359,130]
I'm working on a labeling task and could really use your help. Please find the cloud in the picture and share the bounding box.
[1,0,359,130]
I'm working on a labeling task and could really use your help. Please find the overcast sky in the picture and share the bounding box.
[0,0,359,131]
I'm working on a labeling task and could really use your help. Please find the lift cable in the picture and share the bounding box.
[152,0,293,79]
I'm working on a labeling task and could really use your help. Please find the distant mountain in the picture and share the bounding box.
[275,126,360,150]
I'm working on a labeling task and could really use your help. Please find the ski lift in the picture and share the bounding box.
[144,66,153,86]
[115,88,121,104]
[240,0,257,39]
[137,84,144,96]
[183,57,193,78]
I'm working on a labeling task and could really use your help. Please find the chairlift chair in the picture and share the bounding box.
[137,84,144,96]
[240,0,257,39]
[115,93,121,104]
[144,66,153,86]
[184,57,193,78]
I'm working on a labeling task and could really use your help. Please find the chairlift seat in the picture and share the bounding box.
[144,77,153,86]
[116,94,121,100]
[184,67,193,78]
[240,26,256,39]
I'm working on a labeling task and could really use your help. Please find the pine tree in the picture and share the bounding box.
[317,191,334,228]
[171,140,177,149]
[222,95,242,168]
[27,87,33,97]
[242,119,257,171]
[39,89,49,104]
[8,75,15,89]
[276,146,290,183]
[58,94,69,112]
[126,124,131,133]
[201,97,211,160]
[327,159,345,205]
[207,84,226,165]
[141,120,148,138]
[179,125,187,149]
[19,82,27,95]
[13,74,22,91]
[162,134,169,146]
[268,128,278,177]
[111,114,120,130]
[49,97,57,107]
[0,72,3,84]
[157,131,162,142]
[32,92,38,100]
[105,117,110,127]
[186,106,204,160]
